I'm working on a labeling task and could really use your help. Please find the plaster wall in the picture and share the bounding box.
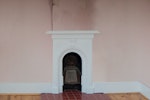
[0,0,150,88]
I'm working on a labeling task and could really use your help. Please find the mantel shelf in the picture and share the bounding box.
[46,30,100,35]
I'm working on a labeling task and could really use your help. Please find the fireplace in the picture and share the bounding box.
[47,30,99,93]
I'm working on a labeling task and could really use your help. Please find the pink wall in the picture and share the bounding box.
[0,0,150,88]
[92,0,150,86]
[0,0,52,82]
[52,0,91,30]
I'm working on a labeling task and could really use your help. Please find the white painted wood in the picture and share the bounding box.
[93,82,141,93]
[46,30,99,35]
[0,83,51,93]
[139,83,150,99]
[48,30,100,93]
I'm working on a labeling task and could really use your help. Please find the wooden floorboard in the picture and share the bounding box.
[0,93,148,100]
[107,93,148,100]
[0,95,41,100]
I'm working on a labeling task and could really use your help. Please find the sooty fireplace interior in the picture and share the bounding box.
[63,52,82,91]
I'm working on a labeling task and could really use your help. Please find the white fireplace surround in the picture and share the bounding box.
[47,30,99,93]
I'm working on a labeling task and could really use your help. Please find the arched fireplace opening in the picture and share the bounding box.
[63,52,82,91]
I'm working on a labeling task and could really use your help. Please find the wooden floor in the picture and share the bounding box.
[0,95,40,100]
[0,93,148,100]
[107,93,148,100]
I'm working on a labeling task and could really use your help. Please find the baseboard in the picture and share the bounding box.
[93,82,141,93]
[0,83,51,93]
[139,83,150,99]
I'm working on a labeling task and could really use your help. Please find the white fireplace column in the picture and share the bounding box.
[47,30,99,94]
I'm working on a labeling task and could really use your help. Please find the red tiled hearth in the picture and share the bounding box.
[41,90,111,100]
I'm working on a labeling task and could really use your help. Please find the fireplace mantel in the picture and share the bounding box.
[46,30,99,34]
[47,30,100,94]
[46,30,99,38]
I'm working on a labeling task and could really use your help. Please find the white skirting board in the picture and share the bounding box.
[0,83,52,93]
[93,82,141,93]
[139,83,150,99]
[0,82,149,99]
